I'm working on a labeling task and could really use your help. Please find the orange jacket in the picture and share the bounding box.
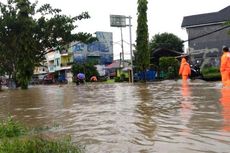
[90,76,97,81]
[179,58,191,76]
[220,52,230,73]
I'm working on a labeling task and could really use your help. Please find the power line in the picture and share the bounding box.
[182,25,230,43]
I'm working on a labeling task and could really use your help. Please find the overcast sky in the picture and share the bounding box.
[3,0,230,59]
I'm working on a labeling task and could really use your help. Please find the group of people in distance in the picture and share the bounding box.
[179,46,230,87]
[75,73,98,85]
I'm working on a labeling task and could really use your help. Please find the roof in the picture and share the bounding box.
[152,48,184,57]
[106,61,121,69]
[60,66,71,70]
[105,60,129,69]
[181,6,230,28]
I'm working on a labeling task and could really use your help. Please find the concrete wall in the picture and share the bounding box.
[187,24,230,68]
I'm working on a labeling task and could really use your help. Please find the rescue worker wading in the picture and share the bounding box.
[220,46,230,87]
[179,57,191,82]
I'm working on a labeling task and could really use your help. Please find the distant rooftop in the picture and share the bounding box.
[181,6,230,28]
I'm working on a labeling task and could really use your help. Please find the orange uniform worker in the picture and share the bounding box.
[179,57,191,81]
[90,76,97,82]
[220,46,230,86]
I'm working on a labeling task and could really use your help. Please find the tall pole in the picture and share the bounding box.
[120,27,125,67]
[128,16,134,83]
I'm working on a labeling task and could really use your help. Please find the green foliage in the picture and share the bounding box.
[159,57,179,79]
[0,137,82,153]
[105,79,115,84]
[136,0,149,77]
[201,67,221,80]
[149,32,184,52]
[120,73,126,81]
[71,62,99,82]
[0,68,4,76]
[114,74,126,82]
[114,77,120,82]
[0,117,27,138]
[0,0,96,89]
[0,117,83,153]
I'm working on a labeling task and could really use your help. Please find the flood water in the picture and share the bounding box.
[0,80,230,153]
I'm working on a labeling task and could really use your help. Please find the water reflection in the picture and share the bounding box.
[186,82,222,132]
[134,84,156,152]
[179,81,193,132]
[219,87,230,132]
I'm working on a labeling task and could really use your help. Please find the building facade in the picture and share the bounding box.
[46,50,61,73]
[181,6,230,69]
[43,31,113,83]
[45,47,73,83]
[71,31,113,65]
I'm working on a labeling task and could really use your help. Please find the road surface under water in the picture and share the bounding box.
[0,80,230,153]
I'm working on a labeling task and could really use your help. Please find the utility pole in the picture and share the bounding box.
[128,16,134,83]
[120,27,125,67]
[110,14,134,83]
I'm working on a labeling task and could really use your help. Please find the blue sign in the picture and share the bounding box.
[72,43,85,52]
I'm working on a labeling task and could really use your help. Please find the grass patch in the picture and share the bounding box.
[0,136,82,153]
[0,116,27,138]
[106,79,115,83]
[0,117,83,153]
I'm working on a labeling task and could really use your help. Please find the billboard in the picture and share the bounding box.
[72,32,113,64]
[72,43,85,52]
[110,15,126,27]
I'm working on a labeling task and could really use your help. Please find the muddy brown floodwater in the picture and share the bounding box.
[0,80,230,153]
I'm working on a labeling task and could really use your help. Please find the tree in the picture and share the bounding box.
[0,0,97,89]
[149,32,184,53]
[135,0,149,81]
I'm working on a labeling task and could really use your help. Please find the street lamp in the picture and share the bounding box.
[110,14,134,83]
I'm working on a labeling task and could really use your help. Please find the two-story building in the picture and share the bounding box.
[181,6,230,69]
[45,47,72,83]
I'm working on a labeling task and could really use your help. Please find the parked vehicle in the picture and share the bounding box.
[190,63,202,79]
[57,75,68,84]
[43,74,54,84]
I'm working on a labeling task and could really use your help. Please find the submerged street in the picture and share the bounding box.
[0,80,230,153]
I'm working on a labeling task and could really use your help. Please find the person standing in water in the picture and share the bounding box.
[220,46,230,87]
[179,57,191,82]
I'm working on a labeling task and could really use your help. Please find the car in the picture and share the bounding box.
[43,74,54,84]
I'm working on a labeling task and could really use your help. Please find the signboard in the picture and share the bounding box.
[110,15,126,27]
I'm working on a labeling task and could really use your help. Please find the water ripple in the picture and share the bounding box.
[0,82,229,152]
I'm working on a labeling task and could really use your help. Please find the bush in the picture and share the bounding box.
[0,117,83,153]
[114,77,120,82]
[201,67,221,80]
[120,74,126,82]
[0,117,27,138]
[0,137,82,153]
[159,57,180,79]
